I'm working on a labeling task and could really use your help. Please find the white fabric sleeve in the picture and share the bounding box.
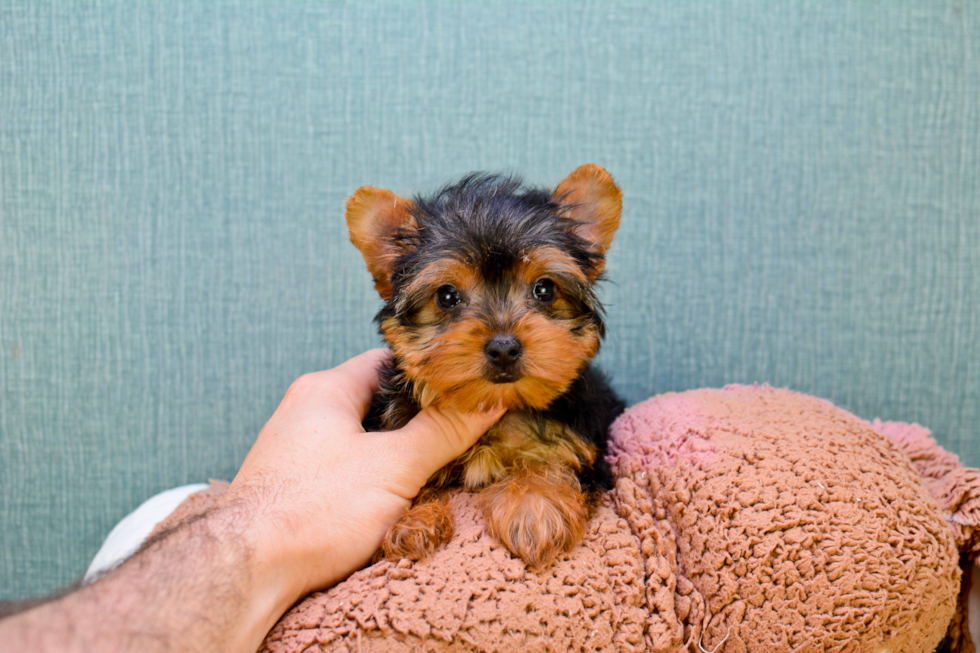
[84,483,210,583]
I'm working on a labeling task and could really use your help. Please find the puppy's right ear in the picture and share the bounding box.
[345,187,416,300]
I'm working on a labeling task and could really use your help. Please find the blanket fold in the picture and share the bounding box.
[147,386,980,653]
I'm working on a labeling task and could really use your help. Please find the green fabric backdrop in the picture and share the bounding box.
[1,0,978,600]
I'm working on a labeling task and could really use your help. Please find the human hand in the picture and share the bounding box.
[0,349,503,653]
[220,348,505,602]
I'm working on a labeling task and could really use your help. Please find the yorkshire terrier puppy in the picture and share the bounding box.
[346,164,626,570]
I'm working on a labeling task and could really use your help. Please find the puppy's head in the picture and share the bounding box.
[346,164,622,412]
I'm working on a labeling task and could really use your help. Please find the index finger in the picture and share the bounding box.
[281,348,390,421]
[327,348,391,420]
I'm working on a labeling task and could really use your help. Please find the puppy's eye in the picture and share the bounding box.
[436,284,462,309]
[533,279,556,303]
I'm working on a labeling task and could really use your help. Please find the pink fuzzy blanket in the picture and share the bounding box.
[155,386,980,652]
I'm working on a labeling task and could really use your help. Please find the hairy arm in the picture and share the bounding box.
[0,349,503,653]
[3,508,286,652]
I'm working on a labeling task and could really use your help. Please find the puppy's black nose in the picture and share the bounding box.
[484,335,522,368]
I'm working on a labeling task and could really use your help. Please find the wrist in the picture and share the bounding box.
[220,478,409,599]
[206,501,309,638]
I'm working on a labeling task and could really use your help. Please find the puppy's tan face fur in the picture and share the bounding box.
[381,246,602,412]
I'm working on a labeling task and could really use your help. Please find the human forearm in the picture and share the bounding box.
[0,506,298,653]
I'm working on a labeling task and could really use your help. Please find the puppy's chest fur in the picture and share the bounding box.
[431,411,598,490]
[365,358,624,493]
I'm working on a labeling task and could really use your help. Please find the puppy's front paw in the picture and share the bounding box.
[379,495,454,562]
[480,465,589,571]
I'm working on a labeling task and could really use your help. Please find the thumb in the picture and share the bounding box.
[393,404,506,475]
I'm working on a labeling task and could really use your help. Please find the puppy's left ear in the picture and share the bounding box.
[554,164,622,276]
[345,187,416,300]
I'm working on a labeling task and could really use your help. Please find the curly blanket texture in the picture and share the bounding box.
[153,385,980,653]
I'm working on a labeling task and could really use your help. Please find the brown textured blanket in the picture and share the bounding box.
[155,386,980,652]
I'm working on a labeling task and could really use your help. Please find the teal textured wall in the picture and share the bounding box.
[1,0,978,599]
